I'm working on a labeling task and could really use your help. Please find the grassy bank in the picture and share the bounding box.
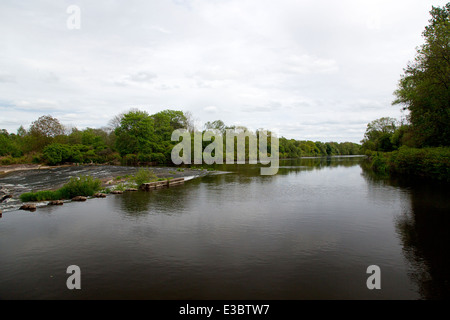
[366,146,450,182]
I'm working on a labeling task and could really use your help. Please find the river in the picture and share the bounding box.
[0,157,449,299]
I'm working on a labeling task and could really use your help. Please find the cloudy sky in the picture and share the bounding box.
[0,0,447,142]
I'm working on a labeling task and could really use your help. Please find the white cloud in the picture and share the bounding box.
[0,0,447,142]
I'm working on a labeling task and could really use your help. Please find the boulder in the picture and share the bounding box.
[72,196,87,202]
[93,193,107,198]
[110,190,123,194]
[48,200,64,206]
[20,204,37,211]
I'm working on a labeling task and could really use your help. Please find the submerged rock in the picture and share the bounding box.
[72,196,87,202]
[20,204,36,211]
[48,200,64,206]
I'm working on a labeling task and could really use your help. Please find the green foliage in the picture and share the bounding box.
[393,4,450,147]
[389,146,450,181]
[367,147,450,181]
[115,110,155,156]
[2,111,362,166]
[20,190,62,202]
[58,175,102,199]
[0,129,22,157]
[152,110,188,142]
[361,117,397,152]
[132,168,157,186]
[20,175,102,202]
[279,137,361,158]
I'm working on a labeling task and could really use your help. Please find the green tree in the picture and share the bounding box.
[361,117,397,152]
[114,110,155,156]
[393,3,450,147]
[152,109,188,142]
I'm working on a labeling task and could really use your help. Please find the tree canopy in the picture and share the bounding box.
[393,3,450,147]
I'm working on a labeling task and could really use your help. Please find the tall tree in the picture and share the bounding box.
[114,110,155,156]
[361,117,397,152]
[29,115,65,138]
[393,3,450,147]
[27,115,65,151]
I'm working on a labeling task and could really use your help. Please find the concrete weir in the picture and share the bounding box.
[140,178,185,191]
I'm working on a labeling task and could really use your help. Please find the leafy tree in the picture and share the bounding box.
[393,4,450,147]
[114,110,155,156]
[361,117,397,152]
[152,109,188,142]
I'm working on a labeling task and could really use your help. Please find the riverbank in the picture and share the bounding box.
[366,146,450,182]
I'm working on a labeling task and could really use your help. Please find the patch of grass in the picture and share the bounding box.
[20,190,62,202]
[20,175,102,202]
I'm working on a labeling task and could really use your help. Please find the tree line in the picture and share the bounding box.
[361,4,449,181]
[0,109,361,167]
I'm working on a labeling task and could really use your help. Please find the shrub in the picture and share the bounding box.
[58,175,102,198]
[151,152,166,164]
[20,175,102,202]
[133,168,157,186]
[389,147,450,181]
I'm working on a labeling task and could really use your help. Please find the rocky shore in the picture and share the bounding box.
[0,164,222,214]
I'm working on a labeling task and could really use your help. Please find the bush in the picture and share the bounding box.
[20,175,102,202]
[151,153,166,164]
[388,147,450,181]
[58,175,102,199]
[133,168,157,186]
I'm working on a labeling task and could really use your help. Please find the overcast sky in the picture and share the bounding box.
[0,0,447,142]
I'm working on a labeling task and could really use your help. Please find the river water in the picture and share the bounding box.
[0,157,449,299]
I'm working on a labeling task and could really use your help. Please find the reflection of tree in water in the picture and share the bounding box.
[395,184,450,300]
[209,156,365,177]
[361,162,450,299]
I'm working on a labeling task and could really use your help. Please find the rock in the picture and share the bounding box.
[1,194,12,203]
[48,200,64,206]
[72,196,87,202]
[125,188,138,192]
[93,193,107,198]
[110,190,123,194]
[20,204,36,211]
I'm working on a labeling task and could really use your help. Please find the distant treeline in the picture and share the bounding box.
[0,110,361,167]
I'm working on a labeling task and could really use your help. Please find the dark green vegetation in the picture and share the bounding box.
[20,175,102,202]
[362,4,450,181]
[1,109,361,167]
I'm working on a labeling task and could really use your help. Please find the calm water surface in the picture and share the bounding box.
[0,157,449,299]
